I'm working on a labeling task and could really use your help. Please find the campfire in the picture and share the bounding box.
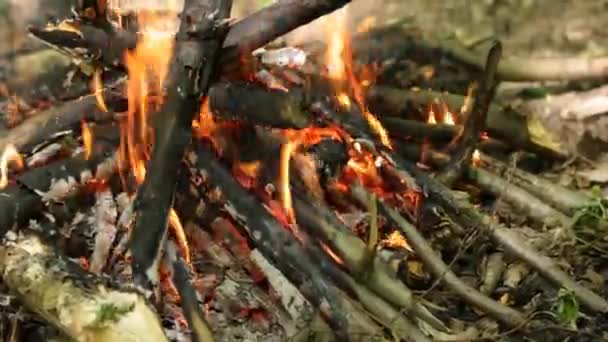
[1,0,608,341]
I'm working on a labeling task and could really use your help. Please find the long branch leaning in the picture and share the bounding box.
[128,0,232,289]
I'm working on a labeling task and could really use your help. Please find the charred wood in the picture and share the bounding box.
[0,142,116,234]
[187,142,350,340]
[30,0,353,75]
[128,0,232,290]
[438,42,502,185]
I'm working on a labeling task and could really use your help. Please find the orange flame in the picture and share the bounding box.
[111,1,180,187]
[278,127,344,222]
[324,9,392,149]
[0,144,24,189]
[81,121,94,160]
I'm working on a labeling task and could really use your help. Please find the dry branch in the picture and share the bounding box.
[368,85,566,158]
[0,233,167,342]
[349,184,527,328]
[292,193,446,332]
[395,158,608,313]
[128,0,232,289]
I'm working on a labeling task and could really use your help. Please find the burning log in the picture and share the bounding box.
[187,142,350,340]
[166,241,215,342]
[128,0,232,289]
[0,144,116,234]
[0,86,123,155]
[29,0,353,75]
[437,41,502,185]
[0,233,167,342]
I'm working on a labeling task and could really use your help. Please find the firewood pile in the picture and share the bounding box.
[1,0,608,341]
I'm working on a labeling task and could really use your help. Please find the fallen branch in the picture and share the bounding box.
[349,184,527,328]
[517,84,608,121]
[292,192,446,331]
[0,233,167,342]
[438,41,502,185]
[410,38,608,82]
[128,0,232,289]
[395,158,608,313]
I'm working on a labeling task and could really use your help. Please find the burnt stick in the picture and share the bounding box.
[438,41,502,185]
[0,139,116,235]
[29,0,352,74]
[128,0,232,290]
[187,142,350,340]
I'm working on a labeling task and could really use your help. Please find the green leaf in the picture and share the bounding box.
[554,288,579,329]
[519,87,548,99]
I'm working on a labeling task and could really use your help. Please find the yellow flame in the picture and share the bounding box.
[0,145,23,189]
[444,111,455,125]
[324,8,392,149]
[111,1,181,188]
[472,149,481,166]
[427,110,437,124]
[279,141,296,223]
[169,208,191,265]
[81,121,94,160]
[92,68,108,112]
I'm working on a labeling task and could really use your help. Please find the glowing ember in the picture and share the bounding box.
[472,149,481,166]
[337,92,351,109]
[460,82,477,115]
[92,68,108,112]
[193,98,217,139]
[169,208,191,265]
[81,121,94,160]
[0,144,24,189]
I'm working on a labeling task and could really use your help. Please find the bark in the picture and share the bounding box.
[0,234,167,342]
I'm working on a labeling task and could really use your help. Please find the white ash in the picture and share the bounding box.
[35,176,80,202]
[254,69,289,92]
[250,249,312,337]
[89,188,118,274]
[26,143,62,167]
[257,47,307,69]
